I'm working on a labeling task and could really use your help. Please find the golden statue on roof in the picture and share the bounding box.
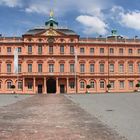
[50,9,54,17]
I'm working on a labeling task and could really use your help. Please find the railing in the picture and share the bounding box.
[79,38,140,44]
[0,37,22,43]
[0,72,140,77]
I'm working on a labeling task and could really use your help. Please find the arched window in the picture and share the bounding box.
[138,63,140,73]
[90,64,94,73]
[80,81,85,89]
[18,81,23,90]
[100,81,105,89]
[7,81,13,89]
[128,63,133,73]
[0,81,1,89]
[100,63,104,73]
[90,81,95,88]
[119,63,124,73]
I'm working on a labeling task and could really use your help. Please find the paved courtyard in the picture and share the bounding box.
[0,94,125,140]
[66,93,140,140]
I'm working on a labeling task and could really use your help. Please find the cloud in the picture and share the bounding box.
[23,0,112,16]
[76,15,108,35]
[0,0,22,7]
[121,11,140,30]
[111,6,140,31]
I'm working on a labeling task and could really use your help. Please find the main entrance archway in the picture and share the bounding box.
[47,78,56,93]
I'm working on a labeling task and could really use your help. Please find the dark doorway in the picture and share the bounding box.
[47,78,56,93]
[60,84,65,93]
[38,85,42,94]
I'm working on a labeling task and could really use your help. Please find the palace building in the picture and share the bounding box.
[0,13,140,94]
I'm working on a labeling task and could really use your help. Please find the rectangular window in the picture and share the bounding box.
[100,81,105,88]
[129,81,133,88]
[120,81,124,89]
[109,81,115,89]
[28,82,32,90]
[80,64,85,73]
[90,64,94,73]
[100,48,104,54]
[60,64,64,72]
[138,63,140,73]
[18,64,21,73]
[128,49,133,54]
[60,45,64,54]
[18,82,22,90]
[69,82,75,89]
[90,81,94,88]
[110,48,114,54]
[80,82,85,89]
[100,63,104,73]
[0,82,1,89]
[70,64,75,73]
[109,64,114,73]
[90,48,94,54]
[119,48,123,54]
[138,49,140,54]
[7,47,11,53]
[128,63,133,73]
[7,64,11,73]
[119,64,124,73]
[70,46,74,54]
[49,64,54,72]
[7,81,12,89]
[80,48,85,54]
[38,64,42,72]
[28,45,32,54]
[18,47,22,53]
[38,45,42,54]
[49,46,53,54]
[28,64,32,72]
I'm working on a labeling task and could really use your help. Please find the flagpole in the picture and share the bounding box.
[14,48,18,94]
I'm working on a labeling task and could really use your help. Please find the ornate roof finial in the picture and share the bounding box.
[50,9,54,18]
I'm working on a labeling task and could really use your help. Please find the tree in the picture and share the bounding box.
[86,85,91,93]
[106,84,111,92]
[107,84,111,89]
[11,85,15,94]
[136,83,140,91]
[10,85,15,89]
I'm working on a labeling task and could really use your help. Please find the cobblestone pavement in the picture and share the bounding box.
[0,95,126,140]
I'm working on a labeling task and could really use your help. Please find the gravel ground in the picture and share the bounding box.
[65,93,140,140]
[0,94,33,107]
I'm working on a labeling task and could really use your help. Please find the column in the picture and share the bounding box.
[33,77,36,94]
[76,77,78,93]
[2,79,5,93]
[44,77,46,94]
[23,77,25,93]
[56,77,59,94]
[66,78,69,93]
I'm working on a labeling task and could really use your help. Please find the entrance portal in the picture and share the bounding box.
[60,84,65,93]
[47,78,56,93]
[38,85,42,94]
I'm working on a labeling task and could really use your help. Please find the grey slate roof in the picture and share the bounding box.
[56,29,77,35]
[24,29,45,35]
[24,27,77,36]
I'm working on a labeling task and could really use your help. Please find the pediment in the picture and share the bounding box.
[38,29,63,37]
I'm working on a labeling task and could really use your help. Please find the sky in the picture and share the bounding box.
[0,0,140,38]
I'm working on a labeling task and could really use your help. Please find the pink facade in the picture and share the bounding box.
[0,15,140,94]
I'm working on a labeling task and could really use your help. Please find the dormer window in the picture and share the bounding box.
[50,23,53,27]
